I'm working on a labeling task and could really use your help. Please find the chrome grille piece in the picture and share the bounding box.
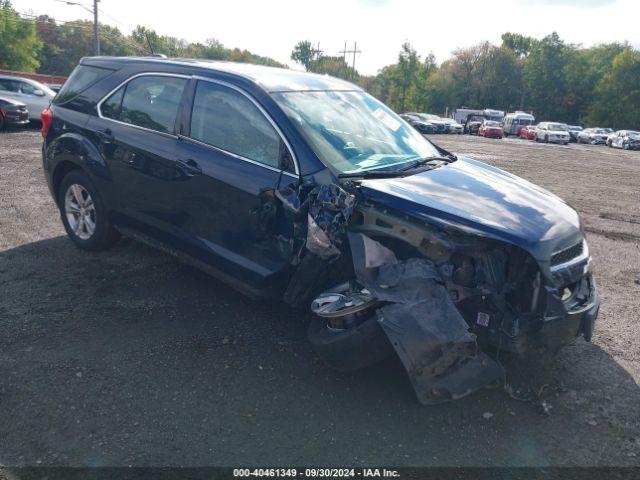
[551,241,584,267]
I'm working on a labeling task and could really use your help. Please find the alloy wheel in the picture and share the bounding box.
[64,184,96,240]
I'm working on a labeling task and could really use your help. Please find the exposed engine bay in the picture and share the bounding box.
[279,180,599,405]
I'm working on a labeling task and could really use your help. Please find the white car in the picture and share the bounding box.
[535,122,571,145]
[577,128,609,145]
[0,76,56,121]
[607,130,640,150]
[442,118,464,134]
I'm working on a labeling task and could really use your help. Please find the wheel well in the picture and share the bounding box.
[52,161,82,205]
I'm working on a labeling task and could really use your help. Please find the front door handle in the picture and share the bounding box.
[177,158,202,175]
[97,128,114,142]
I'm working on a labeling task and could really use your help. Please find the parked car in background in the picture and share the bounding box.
[577,128,609,145]
[466,120,482,135]
[0,76,55,121]
[535,122,570,145]
[519,125,537,140]
[567,125,583,142]
[503,111,535,137]
[408,112,447,133]
[0,97,29,129]
[478,120,503,139]
[607,130,640,150]
[400,113,436,134]
[47,83,64,93]
[441,118,464,134]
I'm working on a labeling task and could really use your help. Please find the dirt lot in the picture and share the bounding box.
[0,128,639,467]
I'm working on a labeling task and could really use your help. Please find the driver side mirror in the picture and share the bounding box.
[33,89,45,97]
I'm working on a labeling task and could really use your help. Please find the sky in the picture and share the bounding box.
[13,0,640,75]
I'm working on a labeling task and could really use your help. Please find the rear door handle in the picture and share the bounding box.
[178,158,202,175]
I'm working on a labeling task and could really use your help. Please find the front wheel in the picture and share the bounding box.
[308,314,393,372]
[58,170,120,251]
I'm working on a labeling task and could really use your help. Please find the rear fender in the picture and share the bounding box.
[45,132,112,202]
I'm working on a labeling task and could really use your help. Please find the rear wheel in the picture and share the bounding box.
[58,170,120,251]
[0,114,5,130]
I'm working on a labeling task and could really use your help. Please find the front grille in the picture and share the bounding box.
[551,241,584,266]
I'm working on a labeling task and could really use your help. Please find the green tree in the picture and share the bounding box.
[588,47,640,129]
[0,0,42,72]
[309,55,351,80]
[523,32,572,120]
[501,32,534,57]
[291,40,314,70]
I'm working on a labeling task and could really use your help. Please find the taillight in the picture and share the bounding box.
[41,107,53,138]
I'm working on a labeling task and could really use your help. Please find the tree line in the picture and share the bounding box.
[1,0,637,129]
[292,33,640,130]
[0,0,284,77]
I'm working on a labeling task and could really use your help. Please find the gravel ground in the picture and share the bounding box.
[0,128,639,467]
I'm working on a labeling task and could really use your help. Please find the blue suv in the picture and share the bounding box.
[42,57,599,404]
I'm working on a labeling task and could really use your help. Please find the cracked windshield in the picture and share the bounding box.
[273,90,440,174]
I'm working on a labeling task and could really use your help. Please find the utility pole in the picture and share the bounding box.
[339,42,361,79]
[93,0,100,56]
[57,0,100,55]
[311,42,323,62]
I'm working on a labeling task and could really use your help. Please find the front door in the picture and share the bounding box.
[172,79,299,291]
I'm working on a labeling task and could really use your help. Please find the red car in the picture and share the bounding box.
[478,121,503,139]
[520,125,537,140]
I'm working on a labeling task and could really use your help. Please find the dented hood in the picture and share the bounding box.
[358,157,583,261]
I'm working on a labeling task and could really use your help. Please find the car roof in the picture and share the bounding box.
[81,56,362,93]
[0,95,26,106]
[0,75,45,85]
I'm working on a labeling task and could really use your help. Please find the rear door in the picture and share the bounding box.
[88,73,189,241]
[172,78,299,290]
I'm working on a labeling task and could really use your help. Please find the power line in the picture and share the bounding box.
[4,11,146,55]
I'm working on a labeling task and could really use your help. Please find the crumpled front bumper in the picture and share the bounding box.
[487,273,599,354]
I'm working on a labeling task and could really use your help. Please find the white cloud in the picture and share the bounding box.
[12,0,640,75]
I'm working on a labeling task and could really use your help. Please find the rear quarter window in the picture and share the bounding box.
[54,65,114,105]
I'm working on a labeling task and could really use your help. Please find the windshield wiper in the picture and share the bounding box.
[397,155,453,172]
[338,154,457,179]
[338,170,409,179]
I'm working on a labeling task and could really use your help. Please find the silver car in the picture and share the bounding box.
[535,122,571,145]
[607,130,640,150]
[577,128,610,145]
[0,76,56,121]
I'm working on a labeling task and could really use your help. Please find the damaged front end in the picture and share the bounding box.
[277,169,599,405]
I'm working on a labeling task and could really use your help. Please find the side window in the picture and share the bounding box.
[101,87,124,120]
[190,81,284,170]
[103,75,187,134]
[19,82,35,94]
[0,79,19,92]
[55,65,114,104]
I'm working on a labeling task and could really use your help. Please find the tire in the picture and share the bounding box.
[308,314,394,373]
[0,114,5,131]
[545,135,549,143]
[58,170,120,251]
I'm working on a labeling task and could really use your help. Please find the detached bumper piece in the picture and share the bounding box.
[349,234,502,405]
